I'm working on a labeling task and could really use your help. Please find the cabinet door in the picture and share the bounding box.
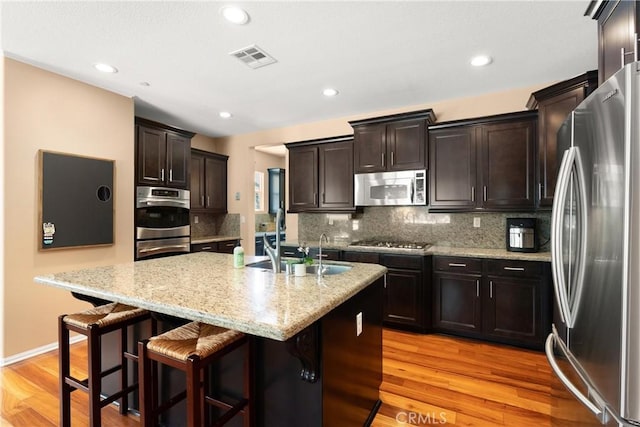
[288,146,318,211]
[216,239,238,254]
[384,268,423,328]
[353,124,386,173]
[432,272,482,334]
[166,133,190,188]
[387,119,426,171]
[598,0,638,84]
[428,127,477,209]
[205,156,227,213]
[479,119,535,209]
[137,125,166,186]
[268,168,285,214]
[319,140,354,210]
[190,153,205,209]
[483,276,541,344]
[537,88,585,207]
[191,242,218,252]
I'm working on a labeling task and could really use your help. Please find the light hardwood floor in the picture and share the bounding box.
[1,329,553,426]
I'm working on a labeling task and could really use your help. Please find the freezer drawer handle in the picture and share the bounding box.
[544,333,604,419]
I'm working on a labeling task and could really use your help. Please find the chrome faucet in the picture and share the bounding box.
[263,208,284,273]
[318,233,329,276]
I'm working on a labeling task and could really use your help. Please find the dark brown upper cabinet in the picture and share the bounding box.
[428,111,537,212]
[588,1,639,84]
[349,109,436,173]
[135,117,194,189]
[190,149,228,213]
[286,135,355,213]
[527,71,598,208]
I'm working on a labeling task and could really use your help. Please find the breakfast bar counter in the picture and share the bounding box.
[35,252,387,426]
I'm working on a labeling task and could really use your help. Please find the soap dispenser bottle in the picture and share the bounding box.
[233,242,244,268]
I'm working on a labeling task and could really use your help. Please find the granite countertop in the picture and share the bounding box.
[281,240,551,262]
[191,235,240,245]
[34,253,386,341]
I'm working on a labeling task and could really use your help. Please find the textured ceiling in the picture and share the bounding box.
[1,1,598,137]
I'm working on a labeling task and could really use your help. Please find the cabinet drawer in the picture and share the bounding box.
[280,245,300,258]
[342,251,380,264]
[217,240,238,254]
[309,248,341,261]
[381,254,423,270]
[485,259,543,277]
[434,256,482,273]
[191,242,217,252]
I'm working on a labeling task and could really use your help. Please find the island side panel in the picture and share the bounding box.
[322,277,383,426]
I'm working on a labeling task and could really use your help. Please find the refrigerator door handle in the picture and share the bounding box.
[545,333,605,419]
[551,147,575,325]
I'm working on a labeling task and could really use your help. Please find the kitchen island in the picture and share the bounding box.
[35,252,387,426]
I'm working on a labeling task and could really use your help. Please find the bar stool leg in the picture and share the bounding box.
[88,326,102,427]
[58,315,72,427]
[243,338,254,427]
[138,340,152,427]
[119,325,129,415]
[185,356,201,427]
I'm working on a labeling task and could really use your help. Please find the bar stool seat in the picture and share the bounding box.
[58,302,155,427]
[138,321,253,427]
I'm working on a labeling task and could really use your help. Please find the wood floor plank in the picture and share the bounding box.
[1,329,553,426]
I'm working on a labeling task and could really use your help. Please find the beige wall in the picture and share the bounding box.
[254,150,286,215]
[216,82,552,249]
[3,58,135,358]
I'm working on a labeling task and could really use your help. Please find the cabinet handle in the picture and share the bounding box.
[483,186,487,202]
[317,254,329,258]
[504,266,525,272]
[161,168,165,181]
[476,280,480,297]
[381,152,385,167]
[490,281,493,299]
[448,263,467,267]
[538,183,543,200]
[225,243,235,247]
[391,151,395,166]
[169,169,173,182]
[201,246,213,251]
[283,250,296,256]
[471,186,475,202]
[323,193,326,204]
[201,196,205,206]
[207,196,210,206]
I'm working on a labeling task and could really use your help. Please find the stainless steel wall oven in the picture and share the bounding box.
[135,186,190,260]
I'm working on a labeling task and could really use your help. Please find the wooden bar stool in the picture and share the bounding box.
[58,302,156,427]
[138,321,253,427]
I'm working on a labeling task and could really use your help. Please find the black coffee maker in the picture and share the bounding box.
[506,218,538,252]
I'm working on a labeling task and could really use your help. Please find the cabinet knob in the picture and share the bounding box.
[391,151,394,166]
[490,280,493,299]
[476,280,480,297]
[381,152,385,167]
[471,186,475,202]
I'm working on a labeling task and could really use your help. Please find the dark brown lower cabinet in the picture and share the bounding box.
[191,239,238,254]
[432,272,482,334]
[433,256,551,349]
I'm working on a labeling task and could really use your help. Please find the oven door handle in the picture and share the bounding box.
[137,199,189,209]
[138,244,189,255]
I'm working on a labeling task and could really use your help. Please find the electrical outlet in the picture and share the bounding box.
[473,217,481,228]
[235,192,241,201]
[356,312,363,336]
[194,215,199,224]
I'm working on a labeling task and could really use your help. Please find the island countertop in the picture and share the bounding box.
[34,252,387,341]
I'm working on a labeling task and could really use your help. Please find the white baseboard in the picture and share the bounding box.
[1,335,87,367]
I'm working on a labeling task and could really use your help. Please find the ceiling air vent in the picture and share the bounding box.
[229,44,277,69]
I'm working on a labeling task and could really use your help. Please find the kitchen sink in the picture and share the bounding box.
[245,260,352,275]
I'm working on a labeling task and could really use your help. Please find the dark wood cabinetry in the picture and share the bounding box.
[429,111,537,212]
[190,149,228,213]
[135,118,194,189]
[588,0,639,84]
[349,109,436,173]
[527,71,598,208]
[432,256,551,349]
[191,239,238,254]
[286,135,355,213]
[342,251,431,332]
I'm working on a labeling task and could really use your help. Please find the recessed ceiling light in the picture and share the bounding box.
[93,63,118,73]
[220,6,249,25]
[323,88,339,97]
[219,111,232,119]
[470,55,493,67]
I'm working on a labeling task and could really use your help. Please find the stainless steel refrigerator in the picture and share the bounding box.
[546,61,640,426]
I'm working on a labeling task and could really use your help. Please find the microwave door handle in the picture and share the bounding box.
[410,179,415,204]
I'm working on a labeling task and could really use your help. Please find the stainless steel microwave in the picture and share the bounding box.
[354,170,427,206]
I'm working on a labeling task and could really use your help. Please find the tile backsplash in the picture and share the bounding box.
[298,207,551,251]
[190,213,240,238]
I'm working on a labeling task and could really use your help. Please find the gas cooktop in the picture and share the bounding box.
[348,240,431,250]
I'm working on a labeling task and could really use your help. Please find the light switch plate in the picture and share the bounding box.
[473,217,481,228]
[235,192,241,201]
[356,312,363,336]
[194,215,199,224]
